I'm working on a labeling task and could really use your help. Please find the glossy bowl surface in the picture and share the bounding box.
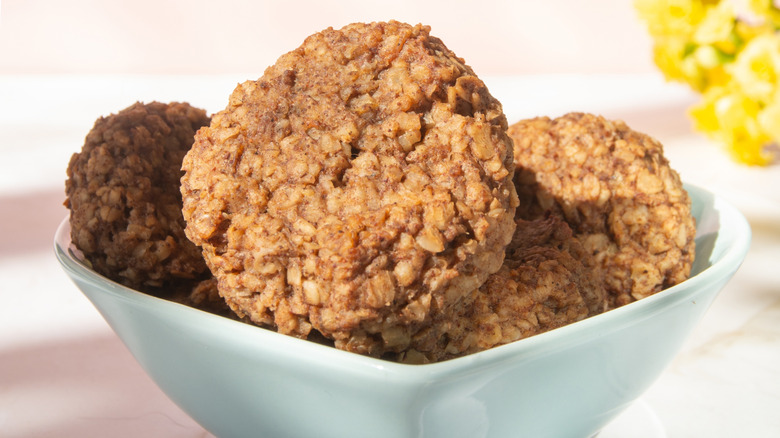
[55,184,750,438]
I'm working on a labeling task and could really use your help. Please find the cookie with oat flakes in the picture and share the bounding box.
[397,215,607,364]
[181,21,518,357]
[508,112,695,307]
[65,101,211,294]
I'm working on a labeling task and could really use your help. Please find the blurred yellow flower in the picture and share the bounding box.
[758,93,780,139]
[694,45,732,86]
[746,0,780,28]
[636,0,707,37]
[653,39,690,81]
[637,0,779,165]
[714,91,773,164]
[730,32,780,101]
[693,1,735,45]
[691,85,775,165]
[690,85,723,132]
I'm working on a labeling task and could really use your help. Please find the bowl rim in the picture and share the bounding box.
[54,182,751,381]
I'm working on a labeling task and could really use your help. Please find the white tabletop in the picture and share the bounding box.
[1,74,778,438]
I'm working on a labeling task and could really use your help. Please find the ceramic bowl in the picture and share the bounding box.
[55,183,750,438]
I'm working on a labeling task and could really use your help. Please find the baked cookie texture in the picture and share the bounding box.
[65,101,211,293]
[169,277,238,319]
[398,215,607,364]
[181,21,518,356]
[508,112,696,307]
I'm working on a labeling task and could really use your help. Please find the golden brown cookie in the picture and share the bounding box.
[181,21,518,356]
[398,215,607,363]
[508,112,695,307]
[65,101,211,293]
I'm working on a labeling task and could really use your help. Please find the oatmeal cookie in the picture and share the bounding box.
[508,113,695,307]
[398,215,607,363]
[181,21,518,356]
[65,101,211,293]
[169,278,237,317]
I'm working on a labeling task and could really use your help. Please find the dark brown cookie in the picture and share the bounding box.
[66,101,211,293]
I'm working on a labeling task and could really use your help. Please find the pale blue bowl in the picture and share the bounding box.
[55,184,750,438]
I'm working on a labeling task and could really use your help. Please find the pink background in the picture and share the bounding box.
[0,0,655,75]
